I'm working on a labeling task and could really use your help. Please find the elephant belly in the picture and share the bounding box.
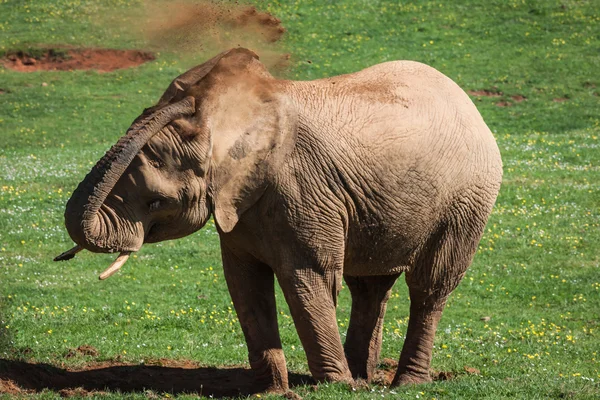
[342,222,421,277]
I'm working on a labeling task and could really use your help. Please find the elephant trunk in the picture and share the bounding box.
[63,97,196,254]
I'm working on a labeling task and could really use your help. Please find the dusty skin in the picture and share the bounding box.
[56,48,502,393]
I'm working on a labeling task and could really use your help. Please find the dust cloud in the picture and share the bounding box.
[97,0,289,72]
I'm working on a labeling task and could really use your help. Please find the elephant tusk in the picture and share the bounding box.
[54,245,83,261]
[99,252,131,280]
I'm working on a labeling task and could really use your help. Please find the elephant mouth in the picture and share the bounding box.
[144,223,160,243]
[55,203,147,280]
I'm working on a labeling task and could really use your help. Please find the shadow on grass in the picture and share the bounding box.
[0,359,313,397]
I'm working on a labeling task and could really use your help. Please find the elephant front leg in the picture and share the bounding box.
[221,247,288,393]
[278,267,353,384]
[344,274,400,381]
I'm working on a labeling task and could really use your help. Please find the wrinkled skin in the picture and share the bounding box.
[60,48,502,392]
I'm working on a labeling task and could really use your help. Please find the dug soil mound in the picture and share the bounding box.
[2,48,155,72]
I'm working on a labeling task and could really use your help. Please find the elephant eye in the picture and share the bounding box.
[148,199,161,212]
[148,158,165,169]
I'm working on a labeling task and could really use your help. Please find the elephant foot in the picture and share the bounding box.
[250,349,289,393]
[282,390,304,400]
[252,375,289,395]
[350,378,370,391]
[316,371,354,385]
[391,371,432,386]
[346,357,373,382]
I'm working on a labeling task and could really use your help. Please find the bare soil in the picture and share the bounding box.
[64,345,99,359]
[2,48,155,72]
[468,89,503,97]
[468,90,527,107]
[464,366,481,375]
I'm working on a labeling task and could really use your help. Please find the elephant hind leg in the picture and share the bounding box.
[392,204,489,386]
[344,274,400,382]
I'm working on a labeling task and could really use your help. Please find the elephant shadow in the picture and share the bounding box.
[0,359,314,398]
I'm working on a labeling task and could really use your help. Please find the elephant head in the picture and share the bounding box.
[55,48,297,278]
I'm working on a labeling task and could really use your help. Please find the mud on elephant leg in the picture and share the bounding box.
[221,247,288,393]
[344,274,400,381]
[278,267,353,384]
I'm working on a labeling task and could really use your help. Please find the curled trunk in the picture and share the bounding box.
[64,97,196,253]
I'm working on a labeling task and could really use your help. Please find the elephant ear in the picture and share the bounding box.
[157,49,234,106]
[201,48,298,233]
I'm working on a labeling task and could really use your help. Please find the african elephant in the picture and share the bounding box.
[56,48,502,391]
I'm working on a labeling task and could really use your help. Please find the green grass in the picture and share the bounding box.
[1,0,599,398]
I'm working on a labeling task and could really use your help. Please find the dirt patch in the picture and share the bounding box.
[431,370,455,381]
[0,359,312,398]
[469,90,527,106]
[468,89,503,97]
[2,48,155,72]
[464,366,481,375]
[0,378,27,395]
[371,358,397,385]
[65,345,99,359]
[59,387,104,398]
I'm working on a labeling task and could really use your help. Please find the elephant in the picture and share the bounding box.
[55,48,502,392]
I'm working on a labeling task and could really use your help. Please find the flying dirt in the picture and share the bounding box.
[98,0,289,71]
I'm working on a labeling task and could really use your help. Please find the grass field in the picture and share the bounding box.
[1,0,599,398]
